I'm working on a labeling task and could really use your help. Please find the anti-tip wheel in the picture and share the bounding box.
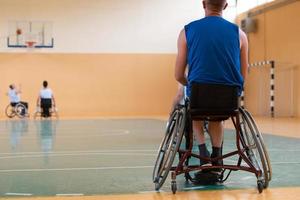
[171,181,177,194]
[257,181,264,193]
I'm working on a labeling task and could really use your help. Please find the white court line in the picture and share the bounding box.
[221,149,300,152]
[138,190,165,194]
[56,194,84,196]
[240,176,255,180]
[0,133,129,140]
[226,159,300,165]
[268,149,300,152]
[0,165,153,173]
[183,186,207,190]
[0,149,157,156]
[0,152,157,159]
[5,193,32,196]
[0,130,130,139]
[270,161,300,164]
[0,148,298,156]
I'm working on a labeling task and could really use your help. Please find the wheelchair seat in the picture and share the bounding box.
[189,83,239,121]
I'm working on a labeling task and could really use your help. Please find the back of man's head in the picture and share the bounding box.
[205,0,227,12]
[43,81,48,88]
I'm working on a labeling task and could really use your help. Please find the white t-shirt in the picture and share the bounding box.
[40,88,53,99]
[8,89,20,103]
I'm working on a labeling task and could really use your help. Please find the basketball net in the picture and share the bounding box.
[24,32,38,50]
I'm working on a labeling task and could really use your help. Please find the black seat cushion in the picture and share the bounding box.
[189,83,239,117]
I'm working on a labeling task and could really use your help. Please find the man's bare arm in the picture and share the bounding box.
[239,29,249,80]
[175,29,188,86]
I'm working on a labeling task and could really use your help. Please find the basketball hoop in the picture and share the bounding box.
[25,41,36,48]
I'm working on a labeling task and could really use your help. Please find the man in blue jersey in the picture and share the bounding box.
[175,0,249,176]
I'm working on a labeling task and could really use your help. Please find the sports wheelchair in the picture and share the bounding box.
[153,83,272,194]
[5,103,29,118]
[33,106,59,119]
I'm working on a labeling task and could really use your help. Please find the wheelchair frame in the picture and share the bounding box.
[33,106,59,119]
[5,103,29,118]
[153,101,272,194]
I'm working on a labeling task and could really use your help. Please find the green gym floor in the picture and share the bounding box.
[0,119,299,197]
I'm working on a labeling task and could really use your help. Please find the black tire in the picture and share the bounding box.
[239,108,271,189]
[153,106,186,191]
[171,181,177,194]
[257,181,264,193]
[5,105,16,118]
[244,109,272,185]
[15,103,27,118]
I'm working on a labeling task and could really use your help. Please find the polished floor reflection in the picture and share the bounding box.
[0,118,299,197]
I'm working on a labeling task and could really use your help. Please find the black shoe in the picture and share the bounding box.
[193,171,221,185]
[194,144,212,178]
[210,146,223,175]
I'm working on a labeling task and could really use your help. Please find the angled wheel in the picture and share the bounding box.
[50,107,59,119]
[34,107,41,120]
[15,103,27,118]
[153,106,186,191]
[171,181,177,194]
[239,108,271,189]
[243,109,272,188]
[34,112,41,120]
[5,104,16,118]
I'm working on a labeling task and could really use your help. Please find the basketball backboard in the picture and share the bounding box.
[7,21,54,48]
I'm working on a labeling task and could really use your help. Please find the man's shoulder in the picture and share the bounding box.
[186,18,204,27]
[224,19,239,28]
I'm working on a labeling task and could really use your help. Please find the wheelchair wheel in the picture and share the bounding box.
[15,103,27,118]
[5,105,16,118]
[34,107,59,120]
[239,108,271,189]
[244,109,272,185]
[33,111,41,120]
[50,107,59,119]
[153,106,186,191]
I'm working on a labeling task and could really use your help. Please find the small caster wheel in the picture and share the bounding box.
[184,173,189,182]
[155,182,160,191]
[171,181,177,194]
[257,181,264,193]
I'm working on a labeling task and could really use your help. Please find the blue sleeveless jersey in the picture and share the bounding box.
[184,16,243,96]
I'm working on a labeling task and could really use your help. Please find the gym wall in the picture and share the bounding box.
[237,0,300,117]
[0,0,204,118]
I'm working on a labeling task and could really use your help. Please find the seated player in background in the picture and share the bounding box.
[7,84,29,116]
[37,81,56,118]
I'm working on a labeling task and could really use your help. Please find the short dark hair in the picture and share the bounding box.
[43,80,48,88]
[206,0,227,11]
[9,84,14,89]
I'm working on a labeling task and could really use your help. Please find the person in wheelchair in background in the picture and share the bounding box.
[7,84,29,117]
[175,0,248,180]
[36,81,56,118]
